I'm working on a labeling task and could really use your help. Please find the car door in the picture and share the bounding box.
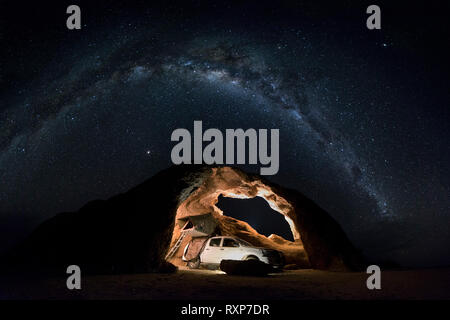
[220,238,242,261]
[200,237,223,264]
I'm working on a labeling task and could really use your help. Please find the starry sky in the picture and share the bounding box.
[0,1,449,267]
[217,195,295,241]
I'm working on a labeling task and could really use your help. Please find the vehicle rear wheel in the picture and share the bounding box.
[245,255,259,261]
[187,257,200,269]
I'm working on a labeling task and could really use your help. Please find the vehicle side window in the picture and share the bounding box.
[209,238,221,247]
[223,238,239,247]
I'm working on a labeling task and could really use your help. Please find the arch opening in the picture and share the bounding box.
[216,195,294,241]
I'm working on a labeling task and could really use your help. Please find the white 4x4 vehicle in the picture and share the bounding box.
[182,236,284,270]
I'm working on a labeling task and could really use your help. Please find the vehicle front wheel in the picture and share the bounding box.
[187,257,200,269]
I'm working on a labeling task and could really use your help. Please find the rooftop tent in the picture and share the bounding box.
[165,213,217,262]
[186,213,218,237]
[182,237,209,262]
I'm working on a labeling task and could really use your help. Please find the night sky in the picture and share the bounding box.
[0,1,449,267]
[217,195,294,241]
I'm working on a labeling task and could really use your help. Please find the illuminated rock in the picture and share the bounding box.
[0,165,364,275]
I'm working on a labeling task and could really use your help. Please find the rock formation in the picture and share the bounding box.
[0,165,364,275]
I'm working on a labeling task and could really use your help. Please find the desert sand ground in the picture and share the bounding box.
[1,267,450,300]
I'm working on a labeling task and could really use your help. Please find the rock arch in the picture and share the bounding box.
[1,165,364,275]
[170,166,364,271]
[177,167,299,239]
[169,167,306,267]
